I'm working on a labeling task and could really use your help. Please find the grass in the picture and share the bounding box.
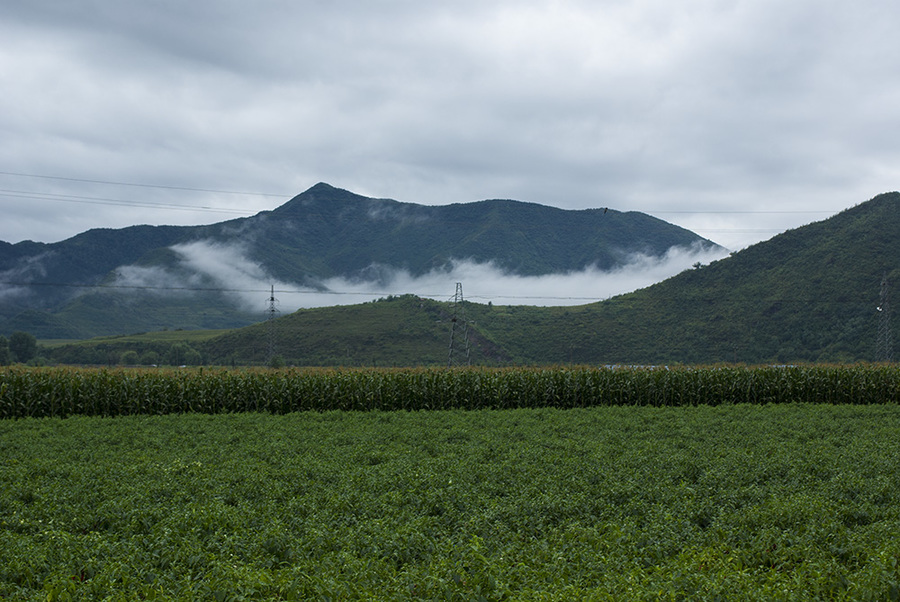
[2,404,900,600]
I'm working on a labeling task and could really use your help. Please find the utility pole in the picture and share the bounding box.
[266,285,279,365]
[447,282,471,368]
[876,273,893,362]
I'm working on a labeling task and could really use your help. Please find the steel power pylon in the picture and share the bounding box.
[266,285,280,364]
[876,274,893,362]
[447,282,471,367]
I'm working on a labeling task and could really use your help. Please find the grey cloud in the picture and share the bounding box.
[0,0,898,254]
[112,239,291,311]
[0,250,52,301]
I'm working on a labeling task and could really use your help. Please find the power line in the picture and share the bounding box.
[0,189,253,215]
[0,190,794,232]
[0,170,846,218]
[0,279,466,300]
[0,278,607,301]
[690,228,785,233]
[653,210,839,215]
[0,171,846,242]
[0,281,284,294]
[0,279,880,304]
[0,170,289,197]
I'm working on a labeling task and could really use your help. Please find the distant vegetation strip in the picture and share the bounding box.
[2,365,900,418]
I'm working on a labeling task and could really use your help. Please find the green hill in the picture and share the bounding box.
[573,191,900,364]
[202,294,510,367]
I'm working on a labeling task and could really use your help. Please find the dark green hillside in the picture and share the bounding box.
[2,182,718,339]
[233,183,714,280]
[55,290,259,339]
[7,292,259,341]
[0,225,190,327]
[468,192,900,364]
[626,192,900,363]
[202,294,508,366]
[0,225,189,292]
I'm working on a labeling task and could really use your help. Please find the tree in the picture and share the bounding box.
[9,331,37,363]
[121,350,140,366]
[140,351,160,366]
[0,336,10,366]
[164,343,202,366]
[183,347,203,366]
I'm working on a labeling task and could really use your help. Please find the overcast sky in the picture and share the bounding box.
[1,0,898,251]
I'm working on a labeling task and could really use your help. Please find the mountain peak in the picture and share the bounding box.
[306,182,339,193]
[272,183,372,215]
[299,182,363,199]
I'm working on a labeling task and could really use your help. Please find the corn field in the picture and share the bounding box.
[2,364,899,418]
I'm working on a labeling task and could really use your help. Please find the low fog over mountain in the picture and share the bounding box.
[0,183,725,338]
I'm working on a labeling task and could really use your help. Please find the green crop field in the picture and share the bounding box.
[2,399,900,600]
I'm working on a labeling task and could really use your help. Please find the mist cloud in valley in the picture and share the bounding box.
[113,240,297,311]
[112,240,729,313]
[313,243,729,308]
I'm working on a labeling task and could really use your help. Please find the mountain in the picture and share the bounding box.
[43,191,900,366]
[467,191,900,364]
[0,183,721,339]
[571,190,900,364]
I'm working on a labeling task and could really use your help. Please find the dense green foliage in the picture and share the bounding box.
[548,192,900,364]
[37,295,505,367]
[2,405,900,599]
[3,364,900,418]
[41,329,228,367]
[260,184,708,278]
[40,341,198,368]
[1,183,713,339]
[0,225,190,323]
[201,295,509,367]
[8,331,37,363]
[47,291,260,340]
[0,335,10,366]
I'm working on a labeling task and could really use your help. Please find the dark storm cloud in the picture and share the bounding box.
[0,0,898,252]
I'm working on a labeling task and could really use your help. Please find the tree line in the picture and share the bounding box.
[0,331,38,365]
[0,332,209,367]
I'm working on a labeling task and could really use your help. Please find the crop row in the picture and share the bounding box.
[2,364,900,418]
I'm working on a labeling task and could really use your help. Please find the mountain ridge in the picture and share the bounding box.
[0,183,721,338]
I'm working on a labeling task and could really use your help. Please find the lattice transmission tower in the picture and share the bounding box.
[266,285,280,364]
[876,274,893,362]
[447,282,471,367]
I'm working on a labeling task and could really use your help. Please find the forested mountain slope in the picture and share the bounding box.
[1,183,719,338]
